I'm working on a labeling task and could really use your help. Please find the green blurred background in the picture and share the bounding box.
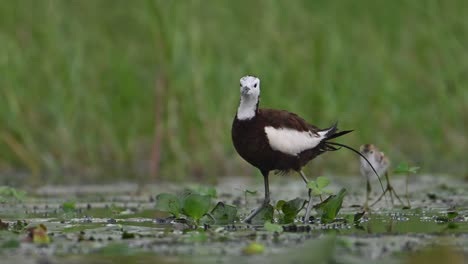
[0,0,467,185]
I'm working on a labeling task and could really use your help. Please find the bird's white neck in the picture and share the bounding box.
[237,96,258,120]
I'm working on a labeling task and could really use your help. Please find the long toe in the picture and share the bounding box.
[243,205,265,223]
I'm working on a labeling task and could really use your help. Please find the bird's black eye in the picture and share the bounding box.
[240,83,242,87]
[370,151,374,154]
[254,83,258,88]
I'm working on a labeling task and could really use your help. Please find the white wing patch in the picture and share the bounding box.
[264,126,329,156]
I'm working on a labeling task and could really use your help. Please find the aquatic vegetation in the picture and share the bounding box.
[0,178,467,263]
[275,198,306,224]
[307,176,334,201]
[314,189,347,224]
[264,221,283,233]
[0,186,26,203]
[394,163,420,208]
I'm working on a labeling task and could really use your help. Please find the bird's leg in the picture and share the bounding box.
[299,171,313,224]
[243,171,270,223]
[364,177,371,211]
[371,172,405,207]
[385,172,394,205]
[370,188,388,207]
[299,170,312,206]
[391,190,406,206]
[385,172,405,206]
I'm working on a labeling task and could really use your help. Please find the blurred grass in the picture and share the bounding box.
[0,0,467,183]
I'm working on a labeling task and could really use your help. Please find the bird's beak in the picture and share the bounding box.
[241,86,250,95]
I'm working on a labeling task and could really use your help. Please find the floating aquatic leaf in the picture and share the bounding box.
[182,194,211,221]
[210,202,237,224]
[353,211,365,223]
[62,201,76,213]
[155,193,181,218]
[264,221,283,233]
[121,231,135,239]
[193,185,217,198]
[250,204,274,224]
[315,188,347,224]
[275,200,286,211]
[281,198,305,224]
[447,211,458,220]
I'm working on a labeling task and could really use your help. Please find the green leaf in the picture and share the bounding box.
[394,163,420,174]
[182,194,211,221]
[307,181,323,196]
[244,189,257,195]
[447,211,458,220]
[315,188,347,224]
[155,193,181,218]
[316,176,330,189]
[210,202,237,224]
[0,186,26,203]
[250,204,274,224]
[409,166,420,174]
[344,215,354,223]
[62,201,76,213]
[193,185,217,198]
[394,163,410,174]
[306,181,316,190]
[281,198,305,224]
[275,200,286,211]
[353,211,365,223]
[264,221,283,233]
[311,186,322,196]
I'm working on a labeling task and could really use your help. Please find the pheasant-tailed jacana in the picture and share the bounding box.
[232,75,367,223]
[360,144,404,209]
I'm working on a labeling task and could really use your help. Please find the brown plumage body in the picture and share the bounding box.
[232,109,338,174]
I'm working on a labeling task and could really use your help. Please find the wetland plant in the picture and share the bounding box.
[0,186,26,203]
[155,189,238,226]
[306,176,334,202]
[394,163,420,208]
[274,197,306,224]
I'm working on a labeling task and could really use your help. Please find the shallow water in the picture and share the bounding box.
[0,175,467,263]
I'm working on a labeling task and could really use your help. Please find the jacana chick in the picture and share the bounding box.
[360,144,404,209]
[232,75,352,223]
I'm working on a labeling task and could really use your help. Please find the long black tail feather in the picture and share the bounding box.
[326,141,386,198]
[326,129,353,140]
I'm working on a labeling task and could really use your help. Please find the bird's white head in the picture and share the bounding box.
[237,75,260,120]
[240,75,260,99]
